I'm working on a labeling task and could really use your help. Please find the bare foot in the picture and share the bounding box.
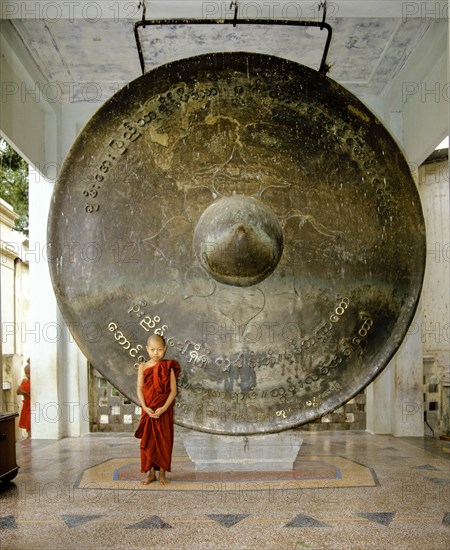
[159,470,168,485]
[141,472,156,485]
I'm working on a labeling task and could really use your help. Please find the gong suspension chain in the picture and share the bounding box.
[134,4,332,76]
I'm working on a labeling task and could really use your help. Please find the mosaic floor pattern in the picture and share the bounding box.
[78,454,377,491]
[1,430,448,550]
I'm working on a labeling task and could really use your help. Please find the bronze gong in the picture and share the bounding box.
[48,52,425,434]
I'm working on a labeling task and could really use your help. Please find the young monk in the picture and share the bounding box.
[134,334,180,485]
[17,360,31,439]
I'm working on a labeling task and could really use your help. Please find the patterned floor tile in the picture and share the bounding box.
[357,512,395,526]
[61,515,102,528]
[0,515,17,529]
[207,514,249,527]
[285,514,329,528]
[125,516,172,529]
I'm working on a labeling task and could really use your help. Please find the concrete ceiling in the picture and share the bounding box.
[4,1,445,105]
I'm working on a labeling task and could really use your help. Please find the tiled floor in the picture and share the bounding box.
[1,429,449,549]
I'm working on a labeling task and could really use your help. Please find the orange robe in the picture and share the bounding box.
[18,378,31,430]
[134,359,180,473]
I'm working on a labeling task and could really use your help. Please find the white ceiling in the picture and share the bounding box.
[4,0,444,104]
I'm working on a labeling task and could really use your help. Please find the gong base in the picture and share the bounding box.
[181,430,302,471]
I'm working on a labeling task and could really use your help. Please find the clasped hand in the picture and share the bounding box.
[145,406,165,419]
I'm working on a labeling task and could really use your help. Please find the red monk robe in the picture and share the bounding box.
[18,378,31,431]
[134,359,181,473]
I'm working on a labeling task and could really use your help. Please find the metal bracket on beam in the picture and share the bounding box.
[134,17,333,76]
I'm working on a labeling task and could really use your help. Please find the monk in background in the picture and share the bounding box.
[134,335,180,485]
[17,359,31,439]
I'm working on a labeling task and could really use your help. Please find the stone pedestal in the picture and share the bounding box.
[181,430,302,471]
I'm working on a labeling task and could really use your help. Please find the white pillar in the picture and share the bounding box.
[28,168,60,438]
[366,307,424,436]
[391,309,424,436]
[28,169,90,438]
[366,363,393,434]
[57,307,90,437]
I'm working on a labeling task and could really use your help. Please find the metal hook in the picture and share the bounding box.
[139,0,147,28]
[229,1,239,27]
[319,0,327,30]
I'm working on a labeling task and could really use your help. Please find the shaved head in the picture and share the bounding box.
[146,334,166,348]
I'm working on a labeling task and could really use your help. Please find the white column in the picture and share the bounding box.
[366,363,393,434]
[419,158,450,371]
[57,307,90,437]
[28,169,90,438]
[366,308,424,436]
[391,309,424,436]
[28,168,60,438]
